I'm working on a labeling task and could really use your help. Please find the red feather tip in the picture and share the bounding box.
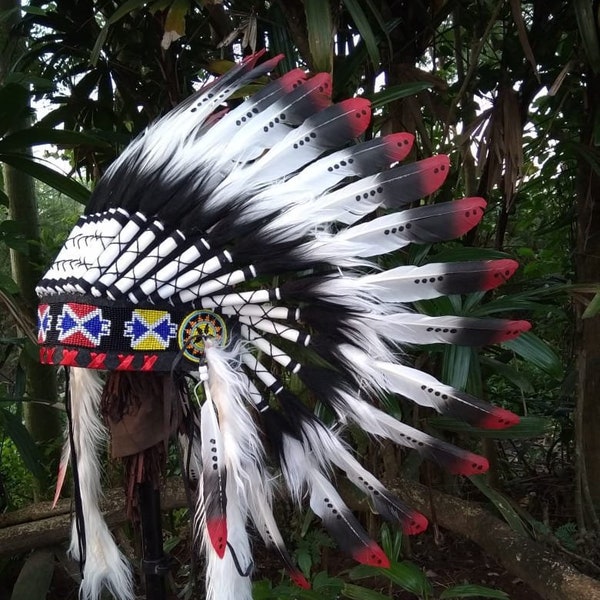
[206,517,228,558]
[478,407,520,430]
[481,259,520,291]
[490,320,532,343]
[340,98,372,137]
[401,511,429,535]
[450,197,487,238]
[384,132,415,162]
[447,452,489,476]
[353,542,391,568]
[289,571,311,589]
[416,154,451,196]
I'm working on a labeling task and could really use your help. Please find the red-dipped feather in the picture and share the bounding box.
[444,450,490,475]
[448,197,487,237]
[377,361,520,430]
[476,406,521,429]
[201,397,228,558]
[383,132,415,162]
[480,258,520,290]
[380,154,451,207]
[369,314,532,347]
[353,543,391,568]
[328,196,485,259]
[290,571,311,589]
[342,97,372,137]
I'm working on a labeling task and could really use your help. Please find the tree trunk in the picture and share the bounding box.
[0,0,61,494]
[575,67,600,525]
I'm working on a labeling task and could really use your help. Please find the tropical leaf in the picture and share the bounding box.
[342,584,390,600]
[0,407,46,481]
[469,475,529,536]
[0,84,30,137]
[342,0,381,68]
[429,416,554,439]
[349,561,433,597]
[479,356,535,394]
[304,0,334,72]
[370,82,433,108]
[440,583,510,599]
[9,549,55,600]
[582,289,600,318]
[503,332,563,379]
[0,127,110,151]
[0,153,90,204]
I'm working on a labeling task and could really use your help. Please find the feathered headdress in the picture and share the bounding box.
[37,52,527,600]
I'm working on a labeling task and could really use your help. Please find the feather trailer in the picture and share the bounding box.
[36,53,529,599]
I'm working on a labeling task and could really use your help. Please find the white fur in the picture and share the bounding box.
[68,368,133,600]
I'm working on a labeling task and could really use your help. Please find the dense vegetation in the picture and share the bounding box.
[1,1,599,599]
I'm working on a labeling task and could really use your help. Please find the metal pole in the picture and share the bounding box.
[137,481,169,600]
